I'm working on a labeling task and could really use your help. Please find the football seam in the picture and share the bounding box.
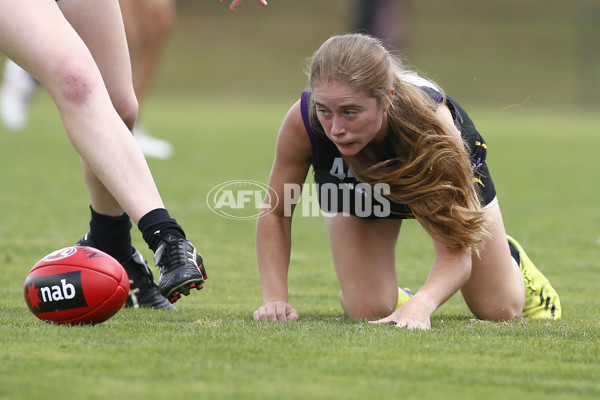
[28,263,127,284]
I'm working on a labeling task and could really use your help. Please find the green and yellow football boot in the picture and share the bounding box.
[507,235,561,319]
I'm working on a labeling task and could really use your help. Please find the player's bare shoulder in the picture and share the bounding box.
[275,99,312,165]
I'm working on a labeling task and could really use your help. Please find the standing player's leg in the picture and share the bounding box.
[58,0,139,218]
[0,0,206,304]
[1,0,162,221]
[59,0,205,304]
[59,0,175,310]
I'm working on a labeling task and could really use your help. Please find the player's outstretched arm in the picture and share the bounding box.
[220,0,268,12]
[254,100,311,322]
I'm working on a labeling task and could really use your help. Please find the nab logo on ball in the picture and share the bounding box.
[24,246,129,325]
[24,271,88,314]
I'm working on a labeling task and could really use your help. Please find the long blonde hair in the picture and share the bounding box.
[308,33,488,252]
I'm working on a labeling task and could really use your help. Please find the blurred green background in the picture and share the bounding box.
[153,0,600,107]
[3,1,597,109]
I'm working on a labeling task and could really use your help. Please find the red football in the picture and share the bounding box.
[23,246,129,325]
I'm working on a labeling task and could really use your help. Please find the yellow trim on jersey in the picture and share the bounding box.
[475,140,487,149]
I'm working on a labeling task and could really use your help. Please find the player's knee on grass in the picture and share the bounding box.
[467,298,523,322]
[339,290,397,319]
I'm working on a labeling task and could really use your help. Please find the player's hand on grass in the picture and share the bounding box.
[221,0,268,12]
[253,300,299,322]
[368,296,434,330]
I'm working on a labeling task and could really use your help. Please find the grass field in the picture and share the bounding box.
[0,92,598,400]
[1,1,599,399]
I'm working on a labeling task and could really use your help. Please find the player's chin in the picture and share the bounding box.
[335,142,362,157]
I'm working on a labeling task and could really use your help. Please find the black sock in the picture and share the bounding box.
[508,240,521,266]
[88,206,134,262]
[138,208,186,252]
